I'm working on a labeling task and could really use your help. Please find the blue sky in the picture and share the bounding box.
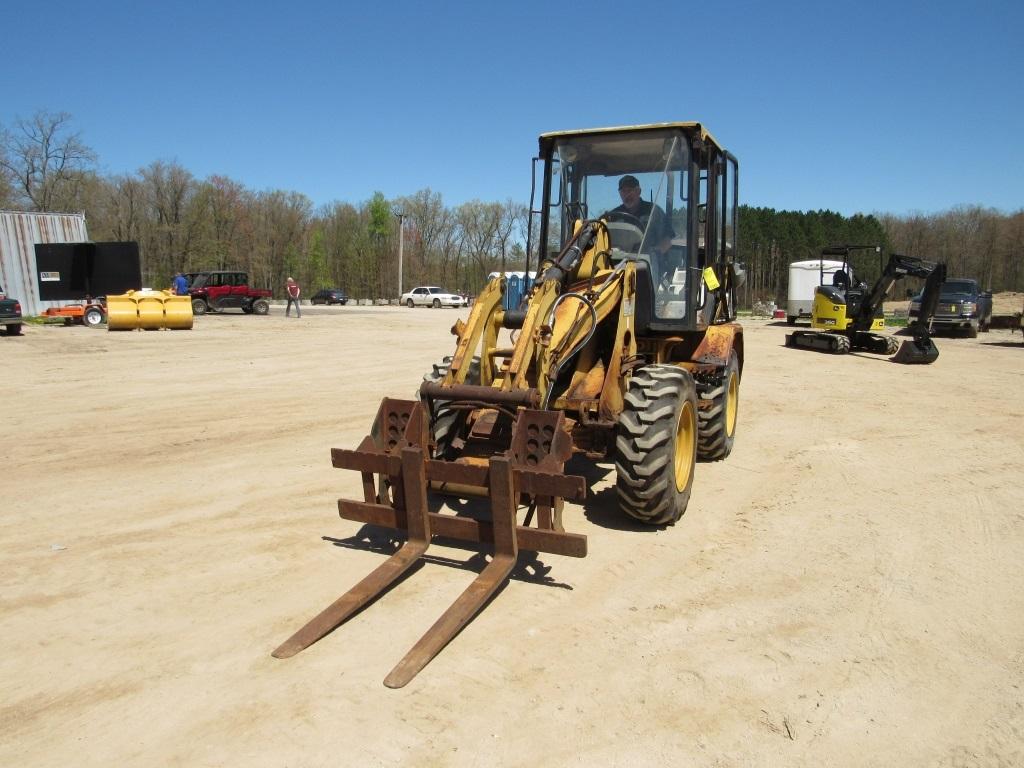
[3,0,1021,216]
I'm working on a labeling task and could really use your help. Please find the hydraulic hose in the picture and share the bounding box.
[541,291,599,410]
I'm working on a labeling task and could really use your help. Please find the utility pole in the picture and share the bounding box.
[394,211,406,300]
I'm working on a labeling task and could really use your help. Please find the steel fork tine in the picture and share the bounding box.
[383,456,519,688]
[273,446,431,659]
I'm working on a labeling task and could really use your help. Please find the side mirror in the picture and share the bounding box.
[697,204,707,224]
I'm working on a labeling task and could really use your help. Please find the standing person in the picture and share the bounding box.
[172,272,189,296]
[285,277,301,317]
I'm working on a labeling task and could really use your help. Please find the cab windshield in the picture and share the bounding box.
[546,128,694,320]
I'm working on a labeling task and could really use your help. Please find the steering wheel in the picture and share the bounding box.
[602,210,645,253]
[603,210,644,229]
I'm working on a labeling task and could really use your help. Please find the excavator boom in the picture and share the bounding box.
[892,257,947,364]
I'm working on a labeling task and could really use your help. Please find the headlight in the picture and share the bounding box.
[962,302,976,314]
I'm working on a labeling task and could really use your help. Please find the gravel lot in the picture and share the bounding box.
[3,305,1022,767]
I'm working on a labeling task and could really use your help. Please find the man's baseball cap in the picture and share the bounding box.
[618,175,640,189]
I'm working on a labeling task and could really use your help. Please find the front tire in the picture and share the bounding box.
[252,299,269,315]
[407,299,415,308]
[615,365,698,525]
[697,351,740,462]
[420,355,482,459]
[191,298,209,315]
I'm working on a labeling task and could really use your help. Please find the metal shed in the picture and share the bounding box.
[0,210,90,316]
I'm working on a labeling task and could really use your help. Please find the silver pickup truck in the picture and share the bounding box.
[909,278,993,337]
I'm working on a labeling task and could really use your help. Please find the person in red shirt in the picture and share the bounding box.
[285,277,301,317]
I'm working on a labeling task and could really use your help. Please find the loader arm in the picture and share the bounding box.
[445,276,506,387]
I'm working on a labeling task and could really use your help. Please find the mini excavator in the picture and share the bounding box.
[786,245,946,364]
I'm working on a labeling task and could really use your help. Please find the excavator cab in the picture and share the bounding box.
[808,245,886,335]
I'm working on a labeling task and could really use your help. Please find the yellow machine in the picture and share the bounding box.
[787,245,944,362]
[275,123,745,686]
[106,290,193,331]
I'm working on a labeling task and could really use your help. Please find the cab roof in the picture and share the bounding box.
[538,122,724,153]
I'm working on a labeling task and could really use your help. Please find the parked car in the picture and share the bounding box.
[186,270,272,315]
[908,278,993,337]
[1,284,23,336]
[400,286,467,308]
[310,288,349,305]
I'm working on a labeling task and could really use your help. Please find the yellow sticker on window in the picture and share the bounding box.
[703,267,720,291]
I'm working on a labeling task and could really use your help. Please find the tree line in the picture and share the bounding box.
[3,111,1021,304]
[741,204,1024,304]
[0,111,527,299]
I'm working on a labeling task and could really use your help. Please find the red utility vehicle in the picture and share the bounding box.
[185,271,272,315]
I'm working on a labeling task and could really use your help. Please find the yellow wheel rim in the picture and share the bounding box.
[725,371,738,437]
[674,400,696,493]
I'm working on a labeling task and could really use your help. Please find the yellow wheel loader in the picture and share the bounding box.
[275,123,744,686]
[786,245,947,363]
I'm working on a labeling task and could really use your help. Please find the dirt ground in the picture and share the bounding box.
[3,305,1023,767]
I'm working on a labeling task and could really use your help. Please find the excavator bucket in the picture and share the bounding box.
[273,398,587,688]
[892,336,939,364]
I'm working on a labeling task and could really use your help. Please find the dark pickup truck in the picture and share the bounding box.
[185,270,272,315]
[909,278,993,337]
[1,285,23,336]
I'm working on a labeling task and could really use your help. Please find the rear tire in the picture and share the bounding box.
[432,298,441,308]
[697,351,740,462]
[884,335,900,355]
[5,324,23,336]
[787,315,797,325]
[615,365,698,525]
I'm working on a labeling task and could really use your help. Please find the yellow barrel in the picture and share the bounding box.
[137,294,165,329]
[106,290,194,331]
[106,292,141,331]
[163,295,194,329]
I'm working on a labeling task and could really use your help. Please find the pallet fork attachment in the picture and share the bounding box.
[273,398,587,688]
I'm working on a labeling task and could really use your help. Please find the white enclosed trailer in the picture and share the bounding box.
[786,259,850,324]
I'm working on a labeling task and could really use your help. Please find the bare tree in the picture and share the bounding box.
[456,201,502,288]
[0,110,97,211]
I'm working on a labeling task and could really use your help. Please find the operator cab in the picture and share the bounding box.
[534,123,739,330]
